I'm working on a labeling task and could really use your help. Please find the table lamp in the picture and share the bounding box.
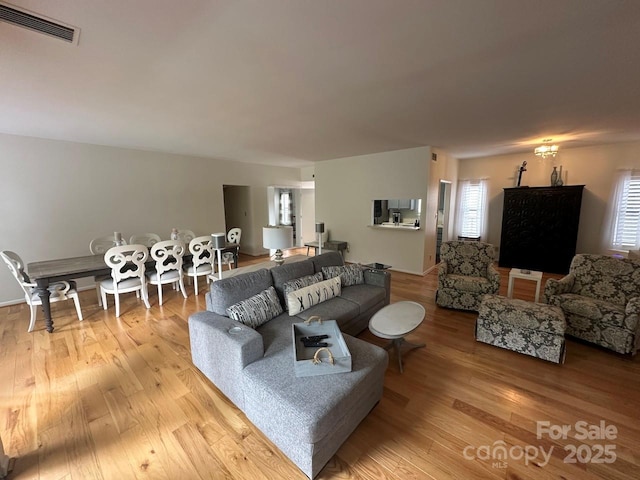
[315,222,325,255]
[263,226,293,266]
[114,231,124,246]
[211,232,226,280]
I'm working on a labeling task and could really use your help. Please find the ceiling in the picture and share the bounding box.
[2,0,640,167]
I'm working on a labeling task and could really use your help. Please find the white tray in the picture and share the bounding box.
[292,319,352,377]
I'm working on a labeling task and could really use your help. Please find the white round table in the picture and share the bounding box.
[368,301,426,373]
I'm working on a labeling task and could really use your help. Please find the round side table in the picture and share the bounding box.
[368,301,426,373]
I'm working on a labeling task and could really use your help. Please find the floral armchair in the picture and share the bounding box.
[436,241,500,311]
[543,254,640,354]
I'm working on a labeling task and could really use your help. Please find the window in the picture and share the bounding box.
[455,179,488,240]
[607,170,640,250]
[280,191,292,225]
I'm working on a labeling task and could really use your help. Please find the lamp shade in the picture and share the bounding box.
[315,222,325,234]
[211,232,226,249]
[263,226,293,250]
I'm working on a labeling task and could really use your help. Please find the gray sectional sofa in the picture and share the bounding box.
[188,252,391,478]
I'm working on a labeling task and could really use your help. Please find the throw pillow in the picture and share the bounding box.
[287,277,341,316]
[281,272,324,310]
[226,286,283,328]
[628,249,640,259]
[322,264,364,287]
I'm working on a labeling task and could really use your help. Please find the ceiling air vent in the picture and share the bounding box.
[0,2,79,44]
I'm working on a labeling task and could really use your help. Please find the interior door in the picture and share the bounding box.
[299,189,315,247]
[436,181,452,263]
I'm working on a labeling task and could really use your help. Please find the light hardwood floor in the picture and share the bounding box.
[1,251,639,479]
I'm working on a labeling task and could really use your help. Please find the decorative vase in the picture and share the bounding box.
[550,167,558,186]
[556,166,564,186]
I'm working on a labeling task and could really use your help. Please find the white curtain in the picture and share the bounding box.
[604,169,640,251]
[454,179,489,241]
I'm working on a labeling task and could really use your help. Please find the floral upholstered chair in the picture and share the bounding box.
[436,241,500,311]
[543,254,640,354]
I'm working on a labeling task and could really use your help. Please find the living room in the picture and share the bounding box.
[2,1,640,479]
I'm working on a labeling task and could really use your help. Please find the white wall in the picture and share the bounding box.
[0,133,301,304]
[458,141,640,255]
[425,148,459,270]
[315,147,431,274]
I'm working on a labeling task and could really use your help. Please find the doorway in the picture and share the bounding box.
[223,185,251,250]
[435,180,452,263]
[267,187,316,248]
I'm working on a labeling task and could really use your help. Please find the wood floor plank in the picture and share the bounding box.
[210,432,270,480]
[0,251,639,479]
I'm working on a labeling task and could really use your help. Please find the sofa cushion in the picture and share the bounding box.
[271,260,315,304]
[548,293,626,328]
[281,272,324,310]
[311,251,344,273]
[256,313,298,355]
[226,286,283,328]
[208,269,274,316]
[322,264,364,287]
[569,254,640,306]
[440,241,495,277]
[440,274,495,294]
[287,277,341,315]
[294,297,361,323]
[340,284,386,313]
[241,333,387,444]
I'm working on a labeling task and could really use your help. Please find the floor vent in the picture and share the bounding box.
[0,2,79,44]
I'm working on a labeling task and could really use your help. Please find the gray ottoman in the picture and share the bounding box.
[476,294,566,363]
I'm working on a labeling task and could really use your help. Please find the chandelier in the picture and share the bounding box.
[534,142,559,158]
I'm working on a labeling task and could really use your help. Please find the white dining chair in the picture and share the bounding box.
[90,234,128,306]
[129,233,161,248]
[183,236,214,295]
[1,250,83,332]
[147,240,188,306]
[176,229,196,246]
[100,244,151,317]
[90,234,127,254]
[220,227,242,270]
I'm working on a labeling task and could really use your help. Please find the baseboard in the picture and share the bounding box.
[387,267,424,276]
[423,264,439,275]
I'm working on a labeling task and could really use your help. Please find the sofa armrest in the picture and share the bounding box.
[626,296,640,315]
[543,274,575,304]
[188,311,264,410]
[438,261,449,280]
[364,268,391,305]
[487,264,501,291]
[625,297,640,354]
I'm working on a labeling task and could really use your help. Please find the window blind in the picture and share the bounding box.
[459,181,486,237]
[612,172,640,248]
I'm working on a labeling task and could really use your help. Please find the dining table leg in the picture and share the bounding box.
[35,279,54,333]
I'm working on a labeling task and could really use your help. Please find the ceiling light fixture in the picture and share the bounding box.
[534,140,559,158]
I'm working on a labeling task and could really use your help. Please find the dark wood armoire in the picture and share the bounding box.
[499,185,584,274]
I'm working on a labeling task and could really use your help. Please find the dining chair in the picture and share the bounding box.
[183,236,214,295]
[1,250,83,332]
[129,233,161,248]
[220,227,242,270]
[100,244,151,317]
[90,234,128,306]
[147,240,188,306]
[176,229,196,246]
[90,234,127,254]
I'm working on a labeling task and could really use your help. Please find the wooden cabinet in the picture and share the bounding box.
[499,185,584,274]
